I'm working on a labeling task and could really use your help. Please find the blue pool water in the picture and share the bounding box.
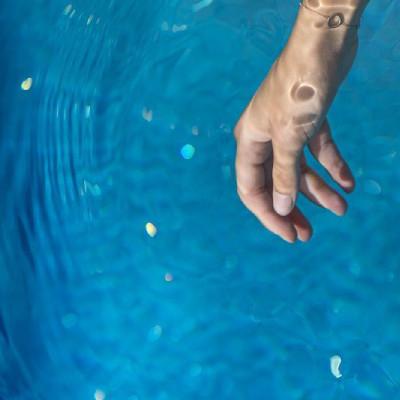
[1,0,400,399]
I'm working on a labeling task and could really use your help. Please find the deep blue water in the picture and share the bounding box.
[1,0,400,399]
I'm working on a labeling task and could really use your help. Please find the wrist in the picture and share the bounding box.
[303,0,369,28]
[288,2,361,56]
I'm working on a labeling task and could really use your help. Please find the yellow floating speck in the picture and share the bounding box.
[21,78,32,91]
[146,222,157,237]
[63,4,72,15]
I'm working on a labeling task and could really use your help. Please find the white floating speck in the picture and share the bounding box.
[69,9,76,18]
[192,0,214,13]
[160,21,169,31]
[172,24,187,33]
[147,325,162,341]
[21,78,32,91]
[142,107,153,122]
[87,14,94,25]
[146,222,157,237]
[330,355,343,378]
[85,105,91,118]
[94,390,105,400]
[165,272,173,282]
[191,126,199,135]
[83,180,101,196]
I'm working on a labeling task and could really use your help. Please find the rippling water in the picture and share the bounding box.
[1,0,400,399]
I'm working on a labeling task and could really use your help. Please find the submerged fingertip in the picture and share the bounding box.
[283,228,298,243]
[333,203,348,217]
[342,182,356,194]
[273,189,295,216]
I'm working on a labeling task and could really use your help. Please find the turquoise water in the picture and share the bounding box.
[1,0,400,399]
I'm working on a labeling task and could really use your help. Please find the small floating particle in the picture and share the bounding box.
[147,325,162,341]
[94,390,105,400]
[180,144,195,160]
[364,179,381,195]
[21,78,32,91]
[83,180,101,196]
[165,272,173,282]
[189,363,202,377]
[192,0,214,13]
[61,313,78,329]
[191,126,199,135]
[69,9,76,18]
[85,105,91,118]
[142,107,153,122]
[160,21,169,31]
[172,24,187,33]
[146,222,157,237]
[330,355,343,379]
[87,14,94,25]
[63,4,72,15]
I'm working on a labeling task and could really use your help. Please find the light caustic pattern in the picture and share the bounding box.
[0,0,400,400]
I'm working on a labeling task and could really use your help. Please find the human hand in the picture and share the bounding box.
[234,2,365,242]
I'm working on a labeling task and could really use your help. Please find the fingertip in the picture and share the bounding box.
[298,231,312,242]
[332,198,348,216]
[339,164,356,193]
[273,189,295,216]
[282,231,297,243]
[342,180,356,194]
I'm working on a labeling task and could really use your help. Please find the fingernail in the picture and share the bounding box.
[273,190,294,216]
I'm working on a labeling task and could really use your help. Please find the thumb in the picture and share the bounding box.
[272,139,302,216]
